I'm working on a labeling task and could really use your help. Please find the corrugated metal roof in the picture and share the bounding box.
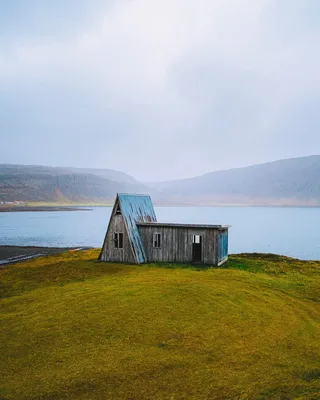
[118,193,157,263]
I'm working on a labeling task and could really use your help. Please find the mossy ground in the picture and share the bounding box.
[1,250,319,400]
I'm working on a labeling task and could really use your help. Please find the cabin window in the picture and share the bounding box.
[153,233,161,248]
[113,232,124,248]
[192,234,201,244]
[115,203,121,215]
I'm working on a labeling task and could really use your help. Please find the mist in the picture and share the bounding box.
[1,0,320,180]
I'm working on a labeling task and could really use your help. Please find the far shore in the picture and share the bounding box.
[0,205,92,212]
[1,201,320,210]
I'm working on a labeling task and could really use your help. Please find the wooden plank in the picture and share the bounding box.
[136,225,228,266]
[101,214,135,263]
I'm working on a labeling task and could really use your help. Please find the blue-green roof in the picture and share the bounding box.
[118,193,157,263]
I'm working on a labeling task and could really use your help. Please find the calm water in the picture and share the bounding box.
[0,206,320,260]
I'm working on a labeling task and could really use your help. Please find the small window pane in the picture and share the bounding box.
[193,235,201,244]
[119,233,124,248]
[114,233,119,248]
[153,233,161,248]
[114,232,123,248]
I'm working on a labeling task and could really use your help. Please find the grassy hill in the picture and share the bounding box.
[1,250,319,399]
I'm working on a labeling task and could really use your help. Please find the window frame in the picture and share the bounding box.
[153,232,162,249]
[113,232,124,249]
[192,234,202,244]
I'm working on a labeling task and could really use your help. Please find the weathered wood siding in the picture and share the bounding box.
[100,214,135,263]
[138,226,221,265]
[217,229,228,266]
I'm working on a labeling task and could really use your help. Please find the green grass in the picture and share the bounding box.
[0,250,319,400]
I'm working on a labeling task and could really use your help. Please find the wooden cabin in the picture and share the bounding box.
[99,194,230,266]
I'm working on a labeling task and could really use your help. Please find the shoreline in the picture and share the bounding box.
[1,246,318,266]
[1,203,320,210]
[0,245,94,266]
[0,206,93,212]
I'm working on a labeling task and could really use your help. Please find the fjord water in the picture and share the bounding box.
[0,206,319,260]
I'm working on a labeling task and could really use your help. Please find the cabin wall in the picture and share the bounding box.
[100,214,135,263]
[217,229,228,265]
[138,226,223,265]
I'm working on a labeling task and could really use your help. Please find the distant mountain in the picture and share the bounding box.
[0,164,149,202]
[152,156,320,206]
[2,157,320,205]
[0,164,138,184]
[61,167,139,184]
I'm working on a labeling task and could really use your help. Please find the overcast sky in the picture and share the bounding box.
[1,0,320,181]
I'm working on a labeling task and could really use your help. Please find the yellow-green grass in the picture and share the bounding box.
[1,250,319,400]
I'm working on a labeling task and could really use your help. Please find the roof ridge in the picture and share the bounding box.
[137,222,230,228]
[118,193,152,197]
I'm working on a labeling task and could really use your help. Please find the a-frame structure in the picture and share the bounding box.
[99,194,157,263]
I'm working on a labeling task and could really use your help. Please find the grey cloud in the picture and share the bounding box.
[0,0,320,180]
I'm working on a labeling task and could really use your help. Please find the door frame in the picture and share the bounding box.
[192,234,203,263]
